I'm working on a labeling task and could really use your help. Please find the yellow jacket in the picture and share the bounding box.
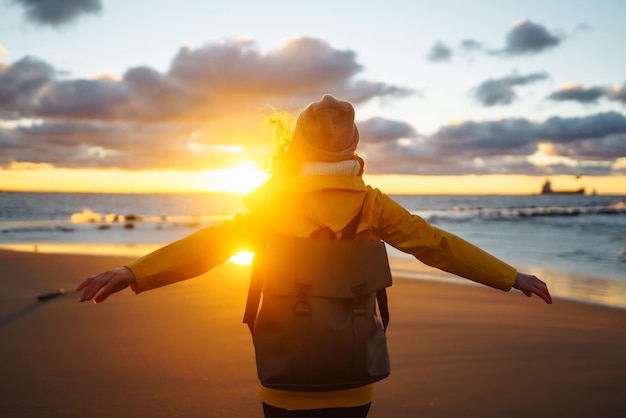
[127,174,517,409]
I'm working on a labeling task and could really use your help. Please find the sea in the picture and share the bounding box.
[1,191,625,309]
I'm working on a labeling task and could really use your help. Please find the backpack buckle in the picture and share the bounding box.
[353,296,368,316]
[352,285,368,316]
[294,283,312,316]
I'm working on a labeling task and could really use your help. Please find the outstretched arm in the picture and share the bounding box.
[76,267,137,304]
[513,272,552,304]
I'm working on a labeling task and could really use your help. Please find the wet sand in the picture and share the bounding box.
[1,249,625,417]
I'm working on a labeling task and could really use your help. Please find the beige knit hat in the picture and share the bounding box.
[291,95,360,162]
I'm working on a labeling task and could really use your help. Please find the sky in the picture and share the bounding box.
[0,0,625,195]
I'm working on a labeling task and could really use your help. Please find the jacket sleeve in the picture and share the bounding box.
[126,213,262,293]
[371,191,517,291]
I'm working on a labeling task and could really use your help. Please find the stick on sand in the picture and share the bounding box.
[37,288,66,301]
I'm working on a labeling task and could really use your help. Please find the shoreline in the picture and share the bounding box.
[3,242,624,311]
[1,249,625,417]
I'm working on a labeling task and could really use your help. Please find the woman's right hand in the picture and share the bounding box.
[76,267,137,304]
[513,272,552,304]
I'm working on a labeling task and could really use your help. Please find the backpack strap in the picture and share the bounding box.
[339,199,389,331]
[243,248,266,334]
[340,198,366,240]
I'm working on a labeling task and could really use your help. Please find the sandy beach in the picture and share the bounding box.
[1,249,625,418]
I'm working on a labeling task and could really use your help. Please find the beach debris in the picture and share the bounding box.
[37,288,66,301]
[124,222,135,229]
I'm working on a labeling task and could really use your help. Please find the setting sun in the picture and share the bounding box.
[200,163,265,194]
[229,251,255,265]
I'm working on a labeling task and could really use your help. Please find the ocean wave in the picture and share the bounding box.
[416,201,626,223]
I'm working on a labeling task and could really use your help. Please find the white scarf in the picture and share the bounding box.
[299,159,361,177]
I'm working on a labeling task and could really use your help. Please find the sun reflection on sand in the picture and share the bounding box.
[0,243,256,266]
[2,242,625,309]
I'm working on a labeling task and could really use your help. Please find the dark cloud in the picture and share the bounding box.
[550,135,626,160]
[431,118,538,155]
[539,112,626,143]
[500,20,561,55]
[430,20,567,61]
[358,117,418,143]
[546,82,626,106]
[168,38,362,96]
[547,85,608,104]
[1,34,621,178]
[4,102,625,176]
[335,80,417,104]
[36,78,128,119]
[432,111,626,150]
[350,117,432,174]
[427,41,453,62]
[0,37,415,171]
[472,72,548,106]
[372,111,626,176]
[12,0,102,27]
[0,37,413,124]
[0,56,55,117]
[460,39,483,52]
[2,119,244,170]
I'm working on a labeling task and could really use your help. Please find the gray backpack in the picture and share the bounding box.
[243,202,392,391]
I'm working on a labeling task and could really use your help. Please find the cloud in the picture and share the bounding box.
[168,38,363,98]
[549,135,626,160]
[0,38,414,124]
[433,111,626,149]
[1,119,245,171]
[2,34,621,178]
[431,118,538,156]
[340,112,626,176]
[546,82,626,106]
[427,41,453,62]
[428,20,566,63]
[499,20,562,56]
[11,0,102,27]
[0,56,56,117]
[0,37,415,171]
[460,39,483,52]
[358,117,418,143]
[472,72,549,106]
[539,112,626,143]
[547,85,608,104]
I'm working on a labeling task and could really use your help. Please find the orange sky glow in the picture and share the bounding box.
[1,165,622,195]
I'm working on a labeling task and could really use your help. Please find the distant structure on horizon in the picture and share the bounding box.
[540,179,585,195]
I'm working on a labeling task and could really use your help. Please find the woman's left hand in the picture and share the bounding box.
[513,272,552,304]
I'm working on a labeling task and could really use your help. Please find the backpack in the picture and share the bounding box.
[243,201,393,392]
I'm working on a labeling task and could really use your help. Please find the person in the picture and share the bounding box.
[77,94,552,418]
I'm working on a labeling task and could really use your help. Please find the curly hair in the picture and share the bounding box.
[262,110,302,181]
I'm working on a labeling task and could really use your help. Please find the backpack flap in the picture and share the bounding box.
[263,236,392,298]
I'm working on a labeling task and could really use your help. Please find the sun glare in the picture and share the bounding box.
[229,251,255,265]
[200,162,265,194]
